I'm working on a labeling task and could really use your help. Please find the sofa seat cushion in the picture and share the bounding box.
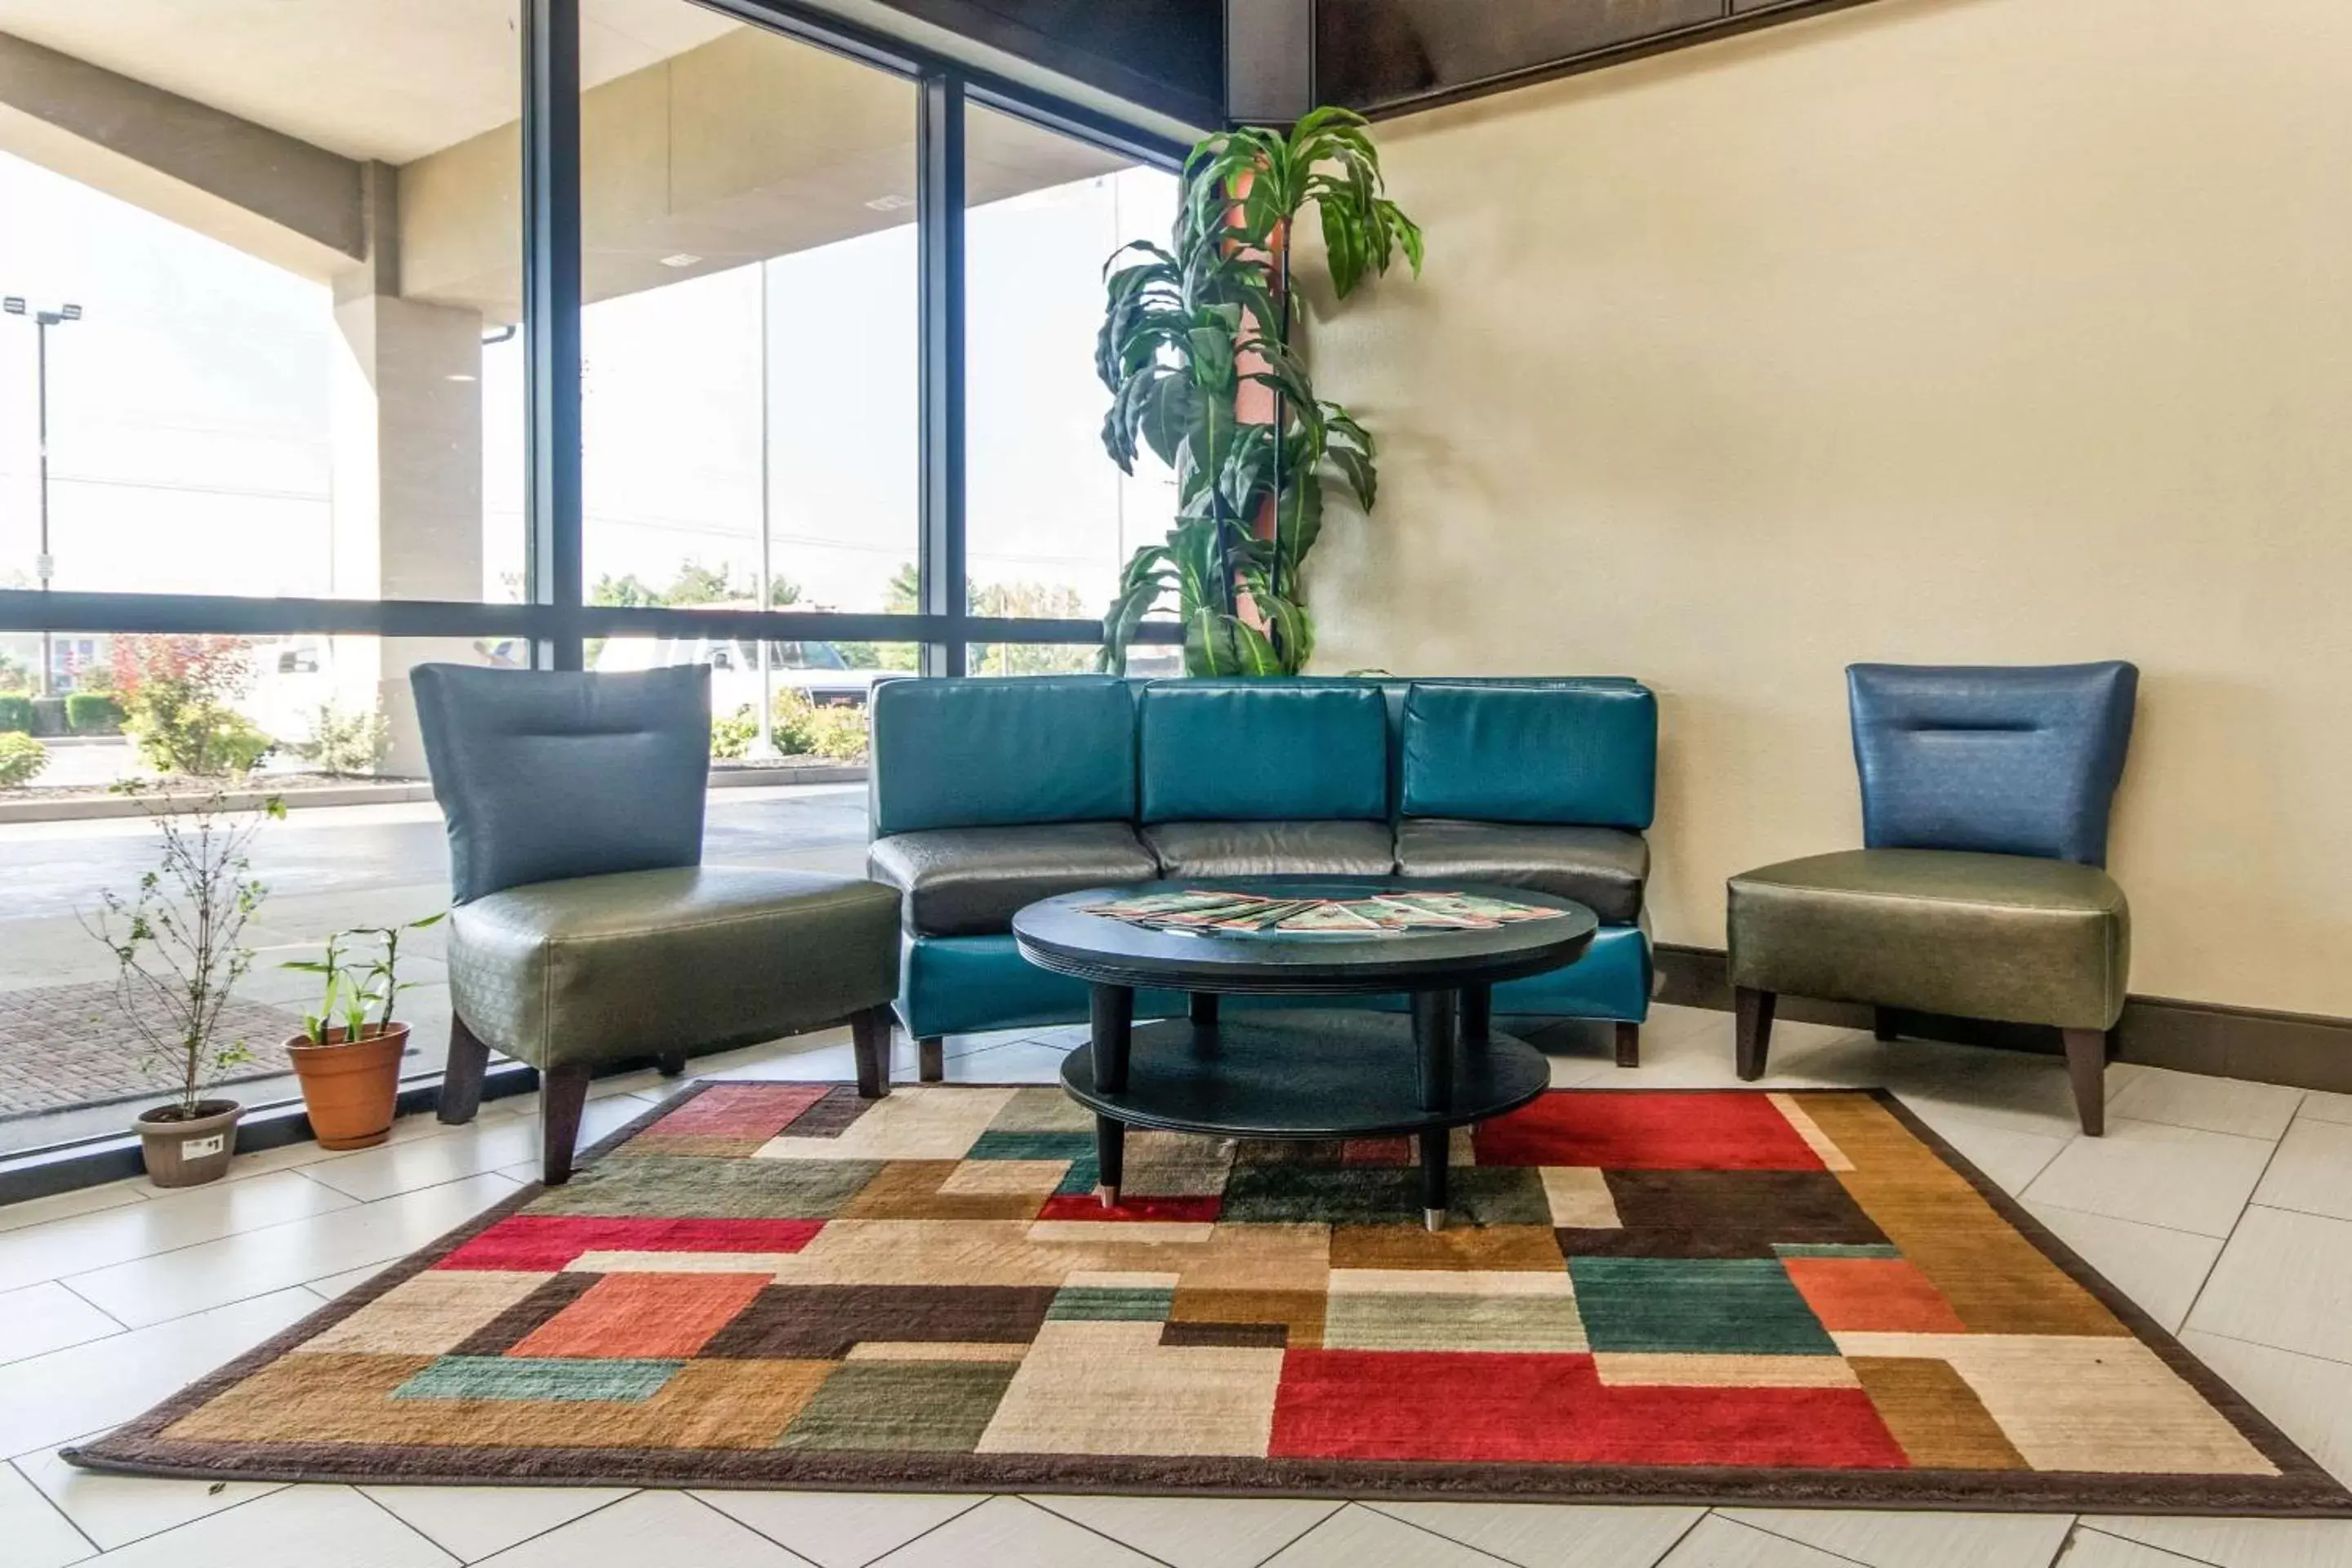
[448,866,900,1069]
[1142,820,1396,879]
[1727,848,2128,1031]
[1394,818,1648,924]
[868,821,1159,937]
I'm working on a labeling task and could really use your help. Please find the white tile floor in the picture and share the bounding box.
[6,1004,2352,1568]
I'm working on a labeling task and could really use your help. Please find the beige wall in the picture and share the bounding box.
[1306,0,2352,1016]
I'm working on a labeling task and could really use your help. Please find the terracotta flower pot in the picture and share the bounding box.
[289,1022,410,1150]
[136,1099,243,1187]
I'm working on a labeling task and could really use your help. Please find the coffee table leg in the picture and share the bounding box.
[1096,1114,1126,1209]
[1412,988,1458,1113]
[1419,1129,1448,1232]
[1090,983,1134,1207]
[1412,988,1459,1232]
[1462,983,1491,1045]
[1188,991,1218,1029]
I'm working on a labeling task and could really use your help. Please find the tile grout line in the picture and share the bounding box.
[998,1494,1182,1567]
[2189,1321,2352,1374]
[56,1472,294,1560]
[673,1490,826,1568]
[2068,1523,2230,1567]
[2040,1512,2083,1568]
[1344,1500,1541,1566]
[49,1274,131,1334]
[6,1450,101,1564]
[1238,1499,1348,1567]
[2021,1193,2244,1245]
[372,1486,639,1561]
[842,1494,991,1568]
[1646,1508,1713,1567]
[2238,1196,2352,1228]
[1726,1514,1895,1567]
[15,1183,523,1343]
[0,1170,376,1290]
[2176,1117,2306,1334]
[699,1490,985,1568]
[49,1164,524,1294]
[350,1482,468,1566]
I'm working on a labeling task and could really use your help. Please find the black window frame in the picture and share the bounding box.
[0,0,1192,1190]
[0,0,1191,672]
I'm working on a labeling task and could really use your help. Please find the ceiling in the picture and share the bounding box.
[0,0,738,164]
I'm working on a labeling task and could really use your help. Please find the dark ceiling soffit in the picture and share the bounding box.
[1320,0,1894,122]
[715,0,1221,137]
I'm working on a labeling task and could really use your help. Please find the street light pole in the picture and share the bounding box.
[4,296,82,697]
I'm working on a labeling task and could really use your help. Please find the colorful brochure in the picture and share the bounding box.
[1077,889,1568,936]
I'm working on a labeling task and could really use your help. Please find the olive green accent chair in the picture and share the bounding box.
[1727,662,2138,1134]
[412,664,902,1183]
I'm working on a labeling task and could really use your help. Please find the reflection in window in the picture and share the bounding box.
[578,7,921,621]
[965,106,1178,622]
[0,6,523,606]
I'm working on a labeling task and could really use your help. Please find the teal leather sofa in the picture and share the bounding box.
[866,675,1659,1078]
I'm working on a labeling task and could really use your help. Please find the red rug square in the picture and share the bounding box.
[436,1215,824,1271]
[642,1083,831,1138]
[1270,1349,1909,1468]
[1474,1091,1826,1170]
[511,1272,771,1358]
[1783,1257,1969,1333]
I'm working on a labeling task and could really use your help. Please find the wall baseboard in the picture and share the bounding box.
[1655,944,2352,1095]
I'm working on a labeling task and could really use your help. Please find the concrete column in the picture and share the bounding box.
[329,163,485,777]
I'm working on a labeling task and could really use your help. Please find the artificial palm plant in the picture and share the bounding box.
[1096,108,1422,675]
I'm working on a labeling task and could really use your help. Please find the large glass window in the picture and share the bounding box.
[0,4,524,612]
[0,1,1180,1164]
[578,7,921,622]
[964,105,1179,633]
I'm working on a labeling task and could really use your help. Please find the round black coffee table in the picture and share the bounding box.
[1012,878,1598,1230]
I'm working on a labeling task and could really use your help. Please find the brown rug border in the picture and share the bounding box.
[62,1082,2352,1516]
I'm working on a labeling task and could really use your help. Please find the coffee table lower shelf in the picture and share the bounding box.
[1058,1009,1551,1231]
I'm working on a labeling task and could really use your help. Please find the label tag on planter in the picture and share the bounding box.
[180,1134,225,1160]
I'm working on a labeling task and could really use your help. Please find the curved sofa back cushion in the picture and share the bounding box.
[1401,679,1658,831]
[411,662,710,905]
[1139,679,1391,823]
[1847,661,2139,868]
[870,675,1138,835]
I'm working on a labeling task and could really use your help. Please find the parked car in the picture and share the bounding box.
[590,636,886,714]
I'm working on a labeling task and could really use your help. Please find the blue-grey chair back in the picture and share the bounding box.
[412,664,711,903]
[1847,662,2138,867]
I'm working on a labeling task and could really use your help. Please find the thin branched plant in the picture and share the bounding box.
[82,786,287,1118]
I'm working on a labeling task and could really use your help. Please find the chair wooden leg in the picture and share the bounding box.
[656,1051,687,1078]
[540,1062,593,1185]
[918,1036,945,1083]
[2063,1027,2108,1137]
[1615,1021,1640,1068]
[1873,1007,1901,1043]
[439,1011,489,1125]
[851,1004,893,1098]
[1735,987,1776,1080]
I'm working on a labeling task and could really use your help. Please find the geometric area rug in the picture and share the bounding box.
[66,1085,2352,1515]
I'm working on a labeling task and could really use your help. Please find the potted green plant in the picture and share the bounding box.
[283,912,443,1149]
[1096,107,1423,675]
[84,787,285,1187]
